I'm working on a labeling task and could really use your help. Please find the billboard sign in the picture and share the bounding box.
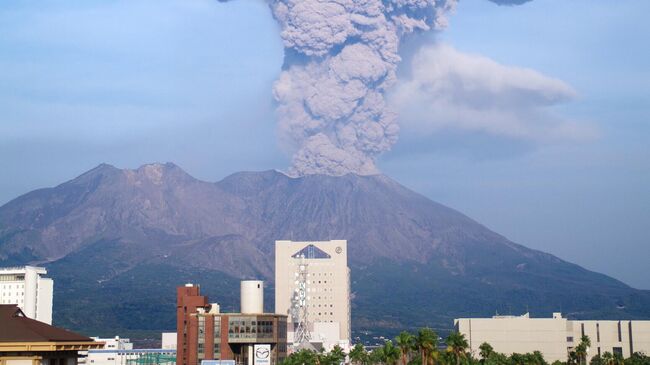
[254,344,271,365]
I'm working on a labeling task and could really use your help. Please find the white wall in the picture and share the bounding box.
[456,316,569,362]
[0,266,52,324]
[241,281,264,314]
[162,332,177,350]
[37,277,53,325]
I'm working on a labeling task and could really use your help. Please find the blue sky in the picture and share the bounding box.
[0,0,648,289]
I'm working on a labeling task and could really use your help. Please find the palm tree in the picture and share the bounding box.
[396,332,416,365]
[478,343,493,363]
[285,349,317,365]
[415,328,438,365]
[445,332,469,365]
[350,344,368,365]
[600,352,614,365]
[327,345,346,365]
[369,347,384,365]
[380,341,401,365]
[574,336,591,365]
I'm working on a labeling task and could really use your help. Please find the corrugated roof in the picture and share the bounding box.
[0,304,92,342]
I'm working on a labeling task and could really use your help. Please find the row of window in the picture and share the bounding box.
[0,275,26,282]
[310,303,334,308]
[1,291,24,296]
[295,272,335,277]
[197,316,222,360]
[2,299,24,304]
[0,282,26,287]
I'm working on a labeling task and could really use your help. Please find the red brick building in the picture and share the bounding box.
[176,284,287,365]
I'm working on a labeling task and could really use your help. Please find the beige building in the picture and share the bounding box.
[274,240,351,349]
[455,313,650,363]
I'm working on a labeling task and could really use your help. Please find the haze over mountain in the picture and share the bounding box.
[0,163,648,335]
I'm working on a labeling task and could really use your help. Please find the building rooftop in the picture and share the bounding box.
[0,304,92,343]
[0,266,47,274]
[194,312,287,317]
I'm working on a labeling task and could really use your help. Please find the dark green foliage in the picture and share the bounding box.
[624,353,650,365]
[350,344,370,365]
[280,346,347,365]
[301,330,648,365]
[46,241,241,336]
[568,336,591,365]
[445,332,470,365]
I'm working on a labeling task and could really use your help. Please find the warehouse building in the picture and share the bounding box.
[455,312,650,362]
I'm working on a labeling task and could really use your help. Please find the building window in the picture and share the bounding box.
[618,322,622,342]
[198,316,206,360]
[613,347,623,357]
[567,337,574,343]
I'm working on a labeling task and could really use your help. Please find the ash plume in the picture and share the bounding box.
[263,0,458,176]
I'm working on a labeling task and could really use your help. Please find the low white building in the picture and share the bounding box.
[0,265,53,324]
[455,313,650,363]
[85,338,175,365]
[86,349,176,365]
[161,333,177,350]
[91,337,134,351]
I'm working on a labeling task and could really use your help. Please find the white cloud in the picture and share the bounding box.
[391,43,598,142]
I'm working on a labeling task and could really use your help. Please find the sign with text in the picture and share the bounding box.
[254,344,271,365]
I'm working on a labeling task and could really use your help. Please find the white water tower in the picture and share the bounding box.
[240,280,264,313]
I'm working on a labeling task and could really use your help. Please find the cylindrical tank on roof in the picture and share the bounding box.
[240,280,264,314]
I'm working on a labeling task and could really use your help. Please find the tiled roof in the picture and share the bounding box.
[0,304,92,342]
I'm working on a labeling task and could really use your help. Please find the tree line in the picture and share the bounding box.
[280,330,650,365]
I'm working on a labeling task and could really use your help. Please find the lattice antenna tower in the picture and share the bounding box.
[291,254,311,344]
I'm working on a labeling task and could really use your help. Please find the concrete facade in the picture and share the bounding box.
[240,281,264,315]
[274,240,351,346]
[162,333,177,350]
[0,266,53,324]
[455,313,650,363]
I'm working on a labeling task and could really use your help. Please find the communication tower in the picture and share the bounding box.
[291,255,311,344]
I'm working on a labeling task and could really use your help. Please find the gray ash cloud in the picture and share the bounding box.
[220,0,535,176]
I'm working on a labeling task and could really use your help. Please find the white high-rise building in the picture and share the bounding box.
[275,240,351,350]
[0,266,53,324]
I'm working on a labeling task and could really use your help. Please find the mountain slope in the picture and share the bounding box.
[0,163,648,337]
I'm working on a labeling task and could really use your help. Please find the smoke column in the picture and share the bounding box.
[223,1,458,176]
